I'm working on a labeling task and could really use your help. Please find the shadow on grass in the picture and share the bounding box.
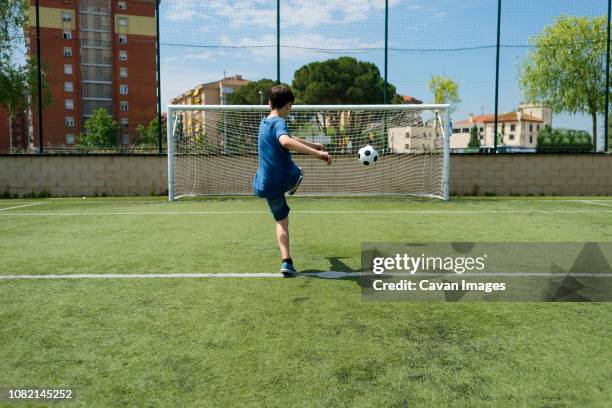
[297,257,362,282]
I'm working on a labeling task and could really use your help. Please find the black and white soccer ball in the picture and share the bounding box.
[357,145,378,166]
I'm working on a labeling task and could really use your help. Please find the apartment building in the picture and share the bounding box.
[452,103,552,150]
[23,0,158,149]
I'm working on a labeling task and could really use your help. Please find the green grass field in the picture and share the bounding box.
[1,196,612,407]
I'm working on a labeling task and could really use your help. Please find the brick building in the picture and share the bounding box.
[22,0,159,150]
[0,110,28,153]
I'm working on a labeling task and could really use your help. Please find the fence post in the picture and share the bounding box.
[384,0,388,104]
[493,0,501,153]
[35,0,43,154]
[156,0,163,153]
[605,0,611,152]
[276,0,280,84]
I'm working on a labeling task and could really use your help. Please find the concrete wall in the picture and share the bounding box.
[0,155,167,197]
[451,154,612,196]
[0,154,610,197]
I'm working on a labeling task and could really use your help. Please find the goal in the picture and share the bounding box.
[167,104,450,200]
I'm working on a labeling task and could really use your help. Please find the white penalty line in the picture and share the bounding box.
[0,202,44,211]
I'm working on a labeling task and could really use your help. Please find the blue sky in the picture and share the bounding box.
[158,0,608,138]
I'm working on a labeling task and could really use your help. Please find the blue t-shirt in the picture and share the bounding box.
[253,117,301,198]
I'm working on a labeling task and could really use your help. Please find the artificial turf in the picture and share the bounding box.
[1,196,611,407]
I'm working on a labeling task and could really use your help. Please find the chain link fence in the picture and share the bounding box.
[1,0,610,154]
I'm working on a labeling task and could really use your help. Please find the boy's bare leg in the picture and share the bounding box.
[275,216,290,259]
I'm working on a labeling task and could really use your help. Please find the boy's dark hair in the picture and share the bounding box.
[269,85,295,109]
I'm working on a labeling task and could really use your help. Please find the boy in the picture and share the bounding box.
[253,85,332,277]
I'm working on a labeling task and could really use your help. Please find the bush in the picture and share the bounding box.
[537,126,593,153]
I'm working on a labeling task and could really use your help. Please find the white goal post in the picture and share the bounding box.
[167,104,451,201]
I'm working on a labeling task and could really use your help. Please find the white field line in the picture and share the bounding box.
[1,272,611,281]
[0,202,43,211]
[1,209,612,217]
[573,200,612,207]
[0,272,362,280]
[1,198,610,206]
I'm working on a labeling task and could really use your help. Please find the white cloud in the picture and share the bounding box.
[164,0,401,28]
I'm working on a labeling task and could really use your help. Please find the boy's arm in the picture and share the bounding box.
[291,136,324,151]
[279,135,331,165]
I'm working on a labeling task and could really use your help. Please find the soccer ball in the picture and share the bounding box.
[357,145,378,166]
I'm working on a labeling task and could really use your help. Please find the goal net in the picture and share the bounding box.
[167,104,450,200]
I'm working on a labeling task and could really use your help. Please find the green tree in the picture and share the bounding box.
[428,75,460,113]
[135,117,166,148]
[0,0,52,150]
[0,0,28,62]
[468,124,481,148]
[227,79,283,105]
[292,57,402,151]
[519,15,607,147]
[292,57,401,105]
[537,125,592,153]
[78,109,120,148]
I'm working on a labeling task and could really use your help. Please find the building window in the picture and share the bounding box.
[118,17,128,27]
[529,124,533,132]
[122,134,129,145]
[480,135,484,140]
[120,118,129,127]
[462,128,469,133]
[119,84,128,95]
[510,124,516,131]
[66,134,75,144]
[119,50,127,61]
[537,124,540,131]
[479,127,483,133]
[63,47,72,57]
[118,1,127,10]
[63,30,72,40]
[119,34,127,44]
[509,134,515,140]
[64,82,73,92]
[64,64,73,75]
[405,132,410,139]
[529,135,533,144]
[120,101,128,112]
[65,99,74,110]
[65,116,74,128]
[119,67,128,78]
[61,12,72,23]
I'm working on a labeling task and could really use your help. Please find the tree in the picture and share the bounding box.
[135,117,166,148]
[537,125,592,153]
[292,57,401,105]
[0,0,28,62]
[292,57,402,151]
[468,124,480,148]
[0,64,28,149]
[519,15,607,147]
[428,75,460,113]
[0,1,52,151]
[227,79,283,105]
[78,109,120,148]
